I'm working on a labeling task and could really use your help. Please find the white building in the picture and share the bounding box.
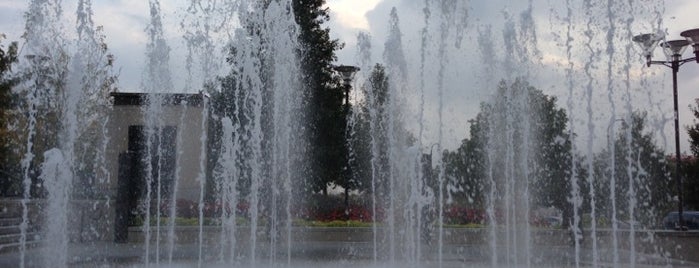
[106,92,208,241]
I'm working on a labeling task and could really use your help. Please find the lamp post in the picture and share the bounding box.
[333,64,359,221]
[335,65,360,106]
[633,28,699,230]
[606,118,624,259]
[429,142,440,168]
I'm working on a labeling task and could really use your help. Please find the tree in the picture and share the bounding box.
[0,34,20,196]
[12,2,117,199]
[443,112,488,208]
[347,101,371,193]
[292,0,344,196]
[683,101,699,210]
[444,79,574,226]
[206,59,255,202]
[207,13,268,205]
[688,100,699,158]
[349,64,390,195]
[595,112,673,226]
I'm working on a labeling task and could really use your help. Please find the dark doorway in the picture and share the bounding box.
[114,125,177,242]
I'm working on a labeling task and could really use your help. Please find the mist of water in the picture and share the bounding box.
[14,1,114,267]
[8,0,682,267]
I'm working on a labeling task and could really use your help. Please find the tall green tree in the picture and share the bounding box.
[595,112,673,226]
[349,64,390,195]
[443,113,488,208]
[683,101,699,210]
[367,64,390,195]
[293,0,344,195]
[444,79,574,226]
[0,35,20,196]
[689,100,699,158]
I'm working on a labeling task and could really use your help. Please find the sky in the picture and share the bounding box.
[1,0,699,153]
[325,0,699,153]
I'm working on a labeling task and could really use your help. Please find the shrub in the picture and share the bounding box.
[444,205,485,225]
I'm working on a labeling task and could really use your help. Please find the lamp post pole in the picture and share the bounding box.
[343,78,351,221]
[670,58,685,230]
[605,118,624,264]
[334,65,359,221]
[633,28,699,230]
[429,143,440,168]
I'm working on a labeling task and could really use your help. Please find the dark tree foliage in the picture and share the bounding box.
[206,73,250,201]
[444,79,574,226]
[349,64,389,195]
[207,45,259,202]
[366,64,389,196]
[682,157,699,211]
[347,102,370,192]
[525,83,573,216]
[689,101,699,158]
[292,0,344,195]
[596,112,673,226]
[683,101,699,210]
[208,1,346,212]
[0,36,20,196]
[443,110,488,208]
[0,36,18,73]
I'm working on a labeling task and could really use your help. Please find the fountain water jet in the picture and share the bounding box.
[3,0,697,267]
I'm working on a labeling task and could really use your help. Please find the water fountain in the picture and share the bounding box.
[1,0,698,267]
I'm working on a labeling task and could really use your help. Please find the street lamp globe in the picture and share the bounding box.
[334,65,360,86]
[680,28,699,62]
[661,40,690,61]
[632,32,663,66]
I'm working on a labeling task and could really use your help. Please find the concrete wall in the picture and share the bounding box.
[0,199,114,243]
[106,100,207,202]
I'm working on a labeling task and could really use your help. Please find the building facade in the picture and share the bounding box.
[106,92,208,241]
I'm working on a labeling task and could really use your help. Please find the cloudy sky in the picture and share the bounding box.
[329,0,699,153]
[1,0,699,153]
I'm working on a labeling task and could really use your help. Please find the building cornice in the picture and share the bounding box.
[111,92,205,107]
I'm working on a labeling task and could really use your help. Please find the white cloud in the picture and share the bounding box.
[330,0,699,152]
[326,0,382,30]
[0,1,27,42]
[3,0,699,152]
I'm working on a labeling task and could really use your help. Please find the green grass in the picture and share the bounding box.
[132,217,493,229]
[443,223,486,228]
[131,216,245,227]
